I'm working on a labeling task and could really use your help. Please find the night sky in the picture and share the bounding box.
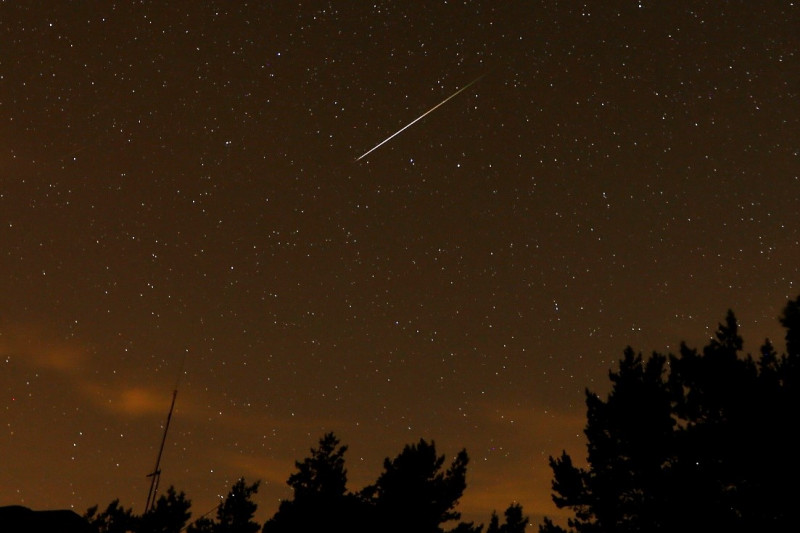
[2,1,798,527]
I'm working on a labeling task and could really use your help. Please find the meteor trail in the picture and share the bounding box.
[356,73,486,161]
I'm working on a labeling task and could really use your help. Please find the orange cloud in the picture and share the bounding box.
[221,453,294,486]
[0,322,89,373]
[118,387,175,416]
[80,380,199,419]
[0,323,183,419]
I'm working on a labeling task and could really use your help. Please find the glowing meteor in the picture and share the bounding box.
[356,73,486,161]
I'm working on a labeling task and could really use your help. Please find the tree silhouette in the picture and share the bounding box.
[487,503,529,533]
[543,348,676,532]
[449,521,484,533]
[139,486,192,533]
[362,438,469,533]
[262,432,368,533]
[287,431,348,501]
[781,296,800,360]
[188,478,260,533]
[86,489,191,533]
[541,296,800,532]
[261,433,495,533]
[85,500,137,533]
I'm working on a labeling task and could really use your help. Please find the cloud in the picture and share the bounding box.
[0,323,89,373]
[0,321,200,420]
[221,453,292,486]
[118,386,176,416]
[80,379,208,421]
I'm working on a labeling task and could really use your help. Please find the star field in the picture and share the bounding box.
[1,1,798,527]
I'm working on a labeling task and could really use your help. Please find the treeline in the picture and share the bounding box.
[85,296,800,533]
[540,297,800,533]
[85,436,525,533]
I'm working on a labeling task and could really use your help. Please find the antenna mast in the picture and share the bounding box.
[144,387,178,513]
[144,352,188,513]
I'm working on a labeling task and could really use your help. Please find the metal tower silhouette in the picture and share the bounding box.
[144,387,178,513]
[143,353,187,514]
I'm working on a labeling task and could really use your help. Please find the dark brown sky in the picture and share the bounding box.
[1,1,798,527]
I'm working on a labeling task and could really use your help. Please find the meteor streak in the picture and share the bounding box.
[356,73,486,161]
